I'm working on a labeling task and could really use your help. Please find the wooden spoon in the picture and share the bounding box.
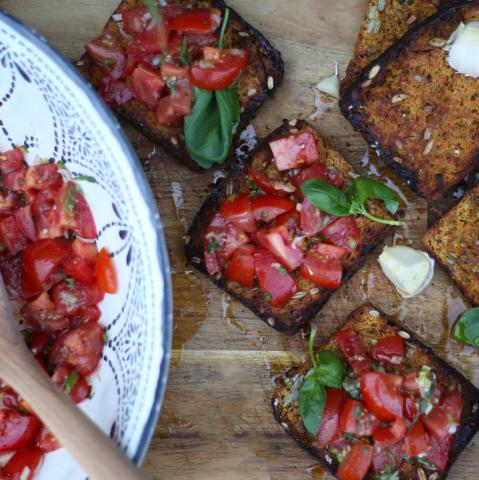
[0,278,148,480]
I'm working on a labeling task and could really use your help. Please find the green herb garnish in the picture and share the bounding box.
[452,307,479,347]
[180,36,189,66]
[264,292,271,302]
[64,370,80,395]
[74,175,97,183]
[217,7,230,50]
[376,464,399,480]
[207,240,220,252]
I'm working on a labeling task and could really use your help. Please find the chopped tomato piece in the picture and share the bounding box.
[0,216,28,255]
[85,31,125,80]
[120,6,149,34]
[300,197,335,235]
[51,365,90,404]
[337,442,373,480]
[95,248,118,294]
[373,416,407,447]
[0,147,25,175]
[63,255,95,284]
[370,335,404,366]
[37,425,61,453]
[423,393,462,440]
[291,162,343,200]
[321,216,360,253]
[340,398,379,437]
[225,245,255,287]
[253,249,297,307]
[28,332,49,355]
[32,188,63,239]
[269,129,319,171]
[441,392,462,424]
[300,251,342,289]
[4,447,43,480]
[14,205,37,242]
[131,64,165,109]
[0,410,41,451]
[251,195,295,223]
[21,292,69,333]
[256,225,303,270]
[168,8,221,34]
[247,166,291,196]
[313,243,347,260]
[403,372,420,394]
[220,194,256,233]
[25,164,62,191]
[4,168,27,191]
[317,388,347,447]
[335,328,370,374]
[191,48,248,90]
[156,95,182,126]
[426,433,451,471]
[0,191,19,216]
[127,20,169,56]
[274,209,299,231]
[359,371,403,422]
[51,281,104,316]
[168,31,218,59]
[50,321,104,376]
[404,418,430,457]
[404,394,419,420]
[71,239,98,263]
[69,305,101,328]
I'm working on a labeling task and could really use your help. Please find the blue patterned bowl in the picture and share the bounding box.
[0,10,172,479]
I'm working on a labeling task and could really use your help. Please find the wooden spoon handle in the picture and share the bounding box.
[0,284,148,480]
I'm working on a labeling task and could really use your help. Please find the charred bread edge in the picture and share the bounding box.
[271,302,479,480]
[78,0,284,171]
[339,0,479,201]
[185,120,389,335]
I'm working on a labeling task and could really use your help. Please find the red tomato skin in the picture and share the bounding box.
[71,239,98,264]
[253,249,297,307]
[31,188,63,240]
[0,216,28,255]
[404,418,430,457]
[63,255,95,284]
[291,163,343,200]
[321,216,360,253]
[313,243,347,260]
[335,328,370,374]
[274,210,299,231]
[370,335,404,366]
[25,164,62,191]
[316,388,347,447]
[300,251,342,289]
[251,195,295,223]
[4,168,27,191]
[131,64,165,109]
[51,365,91,404]
[51,281,104,316]
[247,167,290,196]
[120,6,148,34]
[269,129,320,171]
[423,392,463,440]
[224,246,255,287]
[168,31,217,59]
[339,399,379,437]
[0,148,25,175]
[403,372,420,394]
[155,95,182,126]
[28,332,49,355]
[127,21,169,56]
[69,305,102,328]
[220,194,256,233]
[85,32,125,80]
[373,416,407,447]
[14,205,37,242]
[37,425,61,453]
[441,392,463,424]
[404,395,419,420]
[300,197,335,236]
[168,8,221,34]
[50,321,104,376]
[4,447,43,480]
[0,411,42,452]
[21,292,69,333]
[426,433,451,471]
[95,248,119,294]
[337,443,373,480]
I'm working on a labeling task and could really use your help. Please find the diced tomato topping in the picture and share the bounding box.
[21,292,68,333]
[313,243,347,260]
[69,305,101,328]
[340,399,379,437]
[300,250,342,289]
[274,209,299,231]
[335,328,370,374]
[14,205,37,242]
[220,194,256,233]
[51,365,90,404]
[402,372,420,394]
[300,197,335,236]
[27,332,49,355]
[127,20,169,56]
[71,239,98,263]
[51,281,104,316]
[372,442,402,473]
[62,255,95,284]
[4,168,27,191]
[224,245,255,287]
[247,166,291,197]
[269,129,319,171]
[423,392,462,440]
[191,47,248,90]
[316,388,347,447]
[256,225,303,270]
[253,249,297,307]
[50,321,104,376]
[403,394,419,420]
[4,447,43,480]
[426,433,451,471]
[95,248,119,294]
[370,335,404,366]
[0,410,41,452]
[156,95,182,126]
[0,217,28,255]
[37,425,61,453]
[251,195,295,223]
[404,418,429,457]
[85,31,126,80]
[337,443,373,480]
[321,216,360,253]
[168,31,218,59]
[31,188,63,239]
[441,392,463,424]
[359,371,403,422]
[0,148,25,175]
[291,163,343,200]
[373,416,407,447]
[131,64,165,109]
[120,6,149,35]
[168,8,221,34]
[25,164,62,191]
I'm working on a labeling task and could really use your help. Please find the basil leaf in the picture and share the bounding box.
[452,307,479,346]
[64,369,79,395]
[298,373,326,435]
[315,351,345,388]
[185,87,240,169]
[301,179,351,216]
[350,177,400,214]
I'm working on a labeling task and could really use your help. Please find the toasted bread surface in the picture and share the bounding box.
[77,0,284,170]
[423,184,479,306]
[272,303,479,479]
[340,1,479,201]
[185,121,390,334]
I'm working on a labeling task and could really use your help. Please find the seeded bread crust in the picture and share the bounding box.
[77,0,284,170]
[340,1,479,201]
[271,303,479,480]
[423,184,479,306]
[185,120,390,334]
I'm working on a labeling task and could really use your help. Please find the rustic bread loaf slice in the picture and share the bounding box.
[272,303,479,480]
[340,1,479,200]
[423,184,479,306]
[185,120,390,334]
[77,0,284,170]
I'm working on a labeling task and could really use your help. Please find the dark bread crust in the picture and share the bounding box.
[77,0,284,170]
[340,1,479,201]
[185,120,390,334]
[423,184,479,306]
[271,303,479,479]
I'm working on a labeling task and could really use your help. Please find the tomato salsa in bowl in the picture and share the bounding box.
[0,10,172,480]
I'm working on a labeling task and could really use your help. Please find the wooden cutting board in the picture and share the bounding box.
[3,1,479,478]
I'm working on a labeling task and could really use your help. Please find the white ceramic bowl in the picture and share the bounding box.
[0,10,173,479]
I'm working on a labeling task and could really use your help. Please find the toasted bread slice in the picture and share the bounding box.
[341,0,452,93]
[423,184,479,306]
[272,303,479,479]
[77,0,284,170]
[340,1,479,201]
[185,120,390,334]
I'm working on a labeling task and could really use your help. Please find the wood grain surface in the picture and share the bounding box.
[2,1,478,479]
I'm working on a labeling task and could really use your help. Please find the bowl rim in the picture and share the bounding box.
[0,8,173,466]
